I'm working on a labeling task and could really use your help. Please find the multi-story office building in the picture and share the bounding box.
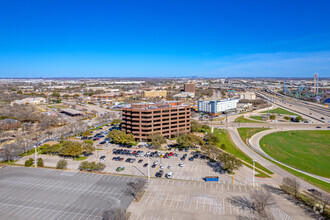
[198,99,239,114]
[184,83,195,93]
[121,101,191,141]
[143,90,167,98]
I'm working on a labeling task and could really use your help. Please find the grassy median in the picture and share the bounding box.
[261,107,299,116]
[212,129,273,176]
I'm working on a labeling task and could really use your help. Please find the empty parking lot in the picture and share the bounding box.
[0,166,134,220]
[128,178,313,220]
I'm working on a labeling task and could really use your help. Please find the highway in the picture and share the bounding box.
[257,91,330,123]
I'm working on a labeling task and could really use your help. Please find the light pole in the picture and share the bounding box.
[34,145,38,168]
[147,154,150,181]
[252,159,255,187]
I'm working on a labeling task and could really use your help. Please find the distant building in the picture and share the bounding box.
[11,97,46,106]
[173,92,195,99]
[144,90,167,98]
[121,101,191,141]
[184,83,195,93]
[0,119,21,130]
[239,92,256,100]
[60,108,84,117]
[198,99,239,114]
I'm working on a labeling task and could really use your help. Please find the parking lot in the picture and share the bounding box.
[0,166,134,220]
[128,178,312,220]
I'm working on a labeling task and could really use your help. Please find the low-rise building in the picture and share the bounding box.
[198,99,239,114]
[11,97,46,106]
[239,92,256,100]
[144,90,167,98]
[0,119,21,130]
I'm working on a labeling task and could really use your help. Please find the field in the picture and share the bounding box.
[212,129,273,177]
[237,127,270,144]
[260,130,330,178]
[249,116,264,121]
[234,116,264,123]
[262,107,299,116]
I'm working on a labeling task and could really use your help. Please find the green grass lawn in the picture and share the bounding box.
[212,129,273,176]
[73,156,88,161]
[237,127,270,144]
[249,116,264,121]
[260,130,330,178]
[234,116,264,123]
[261,107,299,116]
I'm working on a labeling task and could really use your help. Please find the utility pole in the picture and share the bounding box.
[252,159,255,188]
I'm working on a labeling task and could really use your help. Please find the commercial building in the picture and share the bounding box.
[239,92,256,100]
[0,119,21,130]
[184,83,195,93]
[198,99,239,114]
[60,108,84,117]
[121,101,191,141]
[143,90,167,98]
[11,97,46,106]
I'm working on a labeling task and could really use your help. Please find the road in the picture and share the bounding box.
[225,127,329,194]
[248,128,330,183]
[258,91,330,123]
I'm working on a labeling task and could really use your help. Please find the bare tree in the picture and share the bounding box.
[102,208,129,220]
[282,177,300,197]
[0,143,23,162]
[229,190,274,219]
[125,178,147,200]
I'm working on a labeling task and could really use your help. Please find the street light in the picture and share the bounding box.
[252,159,255,188]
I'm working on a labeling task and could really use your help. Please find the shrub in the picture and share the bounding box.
[56,159,68,169]
[79,161,106,171]
[25,158,34,167]
[37,158,44,167]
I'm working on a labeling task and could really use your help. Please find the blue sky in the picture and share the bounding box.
[0,0,330,78]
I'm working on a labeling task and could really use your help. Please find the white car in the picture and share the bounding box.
[166,172,173,179]
[153,161,159,165]
[160,165,164,169]
[168,165,172,169]
[179,163,184,167]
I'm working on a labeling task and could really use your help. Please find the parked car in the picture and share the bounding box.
[179,163,184,167]
[168,165,172,169]
[138,159,143,163]
[143,163,148,167]
[166,172,173,179]
[116,167,125,172]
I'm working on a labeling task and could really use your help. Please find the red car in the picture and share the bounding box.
[133,151,137,154]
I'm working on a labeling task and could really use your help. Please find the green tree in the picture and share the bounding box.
[201,144,219,161]
[63,94,69,99]
[148,133,166,148]
[217,152,242,174]
[37,158,44,167]
[59,141,82,157]
[294,116,303,122]
[269,115,276,120]
[283,116,290,121]
[56,159,68,169]
[111,119,121,125]
[79,161,105,171]
[42,144,61,155]
[82,130,92,137]
[107,130,136,145]
[176,133,205,148]
[25,158,34,167]
[205,133,220,145]
[83,142,95,155]
[51,92,60,97]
